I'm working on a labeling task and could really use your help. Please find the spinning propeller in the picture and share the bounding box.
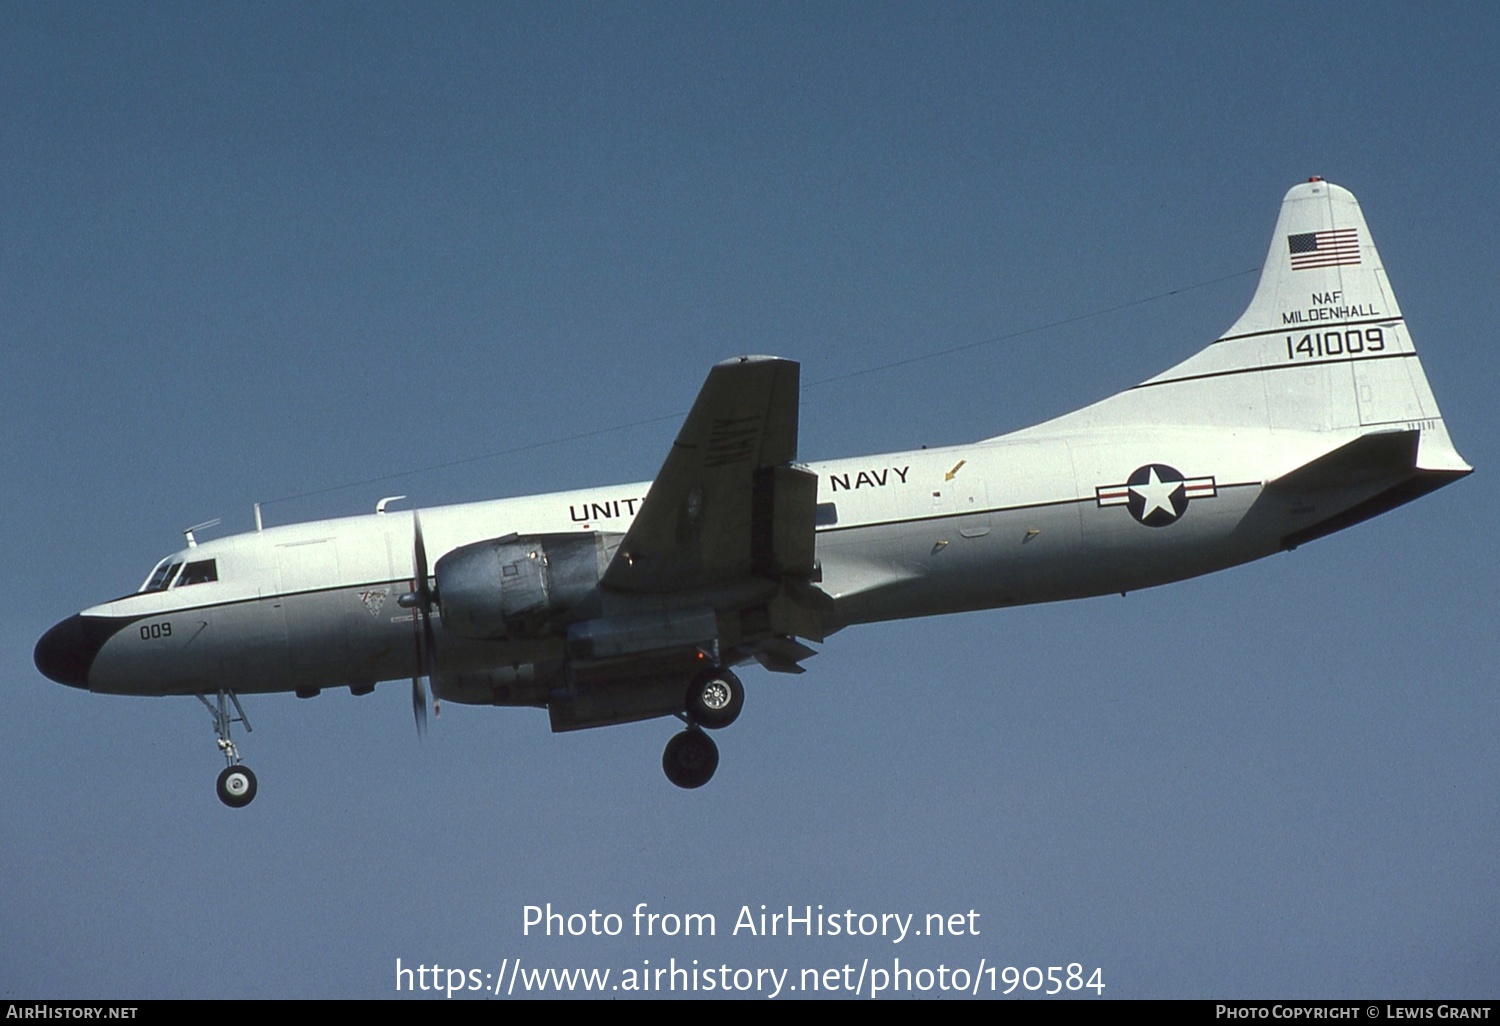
[398,510,440,737]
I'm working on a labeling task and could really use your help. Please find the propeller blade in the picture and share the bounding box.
[420,595,439,680]
[409,510,436,738]
[412,675,428,736]
[413,510,435,607]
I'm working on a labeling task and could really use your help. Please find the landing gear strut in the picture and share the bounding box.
[197,690,257,808]
[662,667,744,789]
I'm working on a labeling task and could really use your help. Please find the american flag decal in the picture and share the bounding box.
[1287,228,1360,270]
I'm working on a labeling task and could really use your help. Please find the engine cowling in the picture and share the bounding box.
[435,533,607,639]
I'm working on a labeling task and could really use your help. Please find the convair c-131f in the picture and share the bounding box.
[35,180,1470,805]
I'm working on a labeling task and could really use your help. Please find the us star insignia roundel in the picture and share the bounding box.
[1095,464,1217,527]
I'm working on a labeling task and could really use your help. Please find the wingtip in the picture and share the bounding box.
[716,354,791,367]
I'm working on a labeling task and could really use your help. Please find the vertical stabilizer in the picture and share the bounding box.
[1012,179,1470,476]
[1220,177,1400,341]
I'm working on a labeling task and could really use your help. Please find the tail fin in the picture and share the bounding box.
[1020,179,1470,476]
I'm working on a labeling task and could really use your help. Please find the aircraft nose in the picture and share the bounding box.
[34,614,114,689]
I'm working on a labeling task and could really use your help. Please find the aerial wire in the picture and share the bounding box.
[805,266,1258,387]
[259,266,1258,510]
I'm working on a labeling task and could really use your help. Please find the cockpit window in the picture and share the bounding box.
[175,560,218,587]
[141,559,183,593]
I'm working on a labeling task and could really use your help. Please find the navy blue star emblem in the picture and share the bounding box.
[1096,464,1217,527]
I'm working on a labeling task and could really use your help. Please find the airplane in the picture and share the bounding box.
[35,179,1470,806]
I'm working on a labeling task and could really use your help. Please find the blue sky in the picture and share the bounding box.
[3,2,1496,999]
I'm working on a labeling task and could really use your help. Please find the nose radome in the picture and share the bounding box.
[34,615,118,689]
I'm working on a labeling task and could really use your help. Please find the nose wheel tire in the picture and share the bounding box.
[216,764,258,808]
[662,729,719,789]
[685,668,744,730]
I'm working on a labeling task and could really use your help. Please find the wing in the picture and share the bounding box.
[602,355,818,598]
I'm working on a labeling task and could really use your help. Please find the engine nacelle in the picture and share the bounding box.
[435,532,608,639]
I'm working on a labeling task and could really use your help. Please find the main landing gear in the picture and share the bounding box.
[662,668,744,789]
[197,690,257,808]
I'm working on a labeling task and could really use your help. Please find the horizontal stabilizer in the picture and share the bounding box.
[1266,430,1420,498]
[1265,430,1469,550]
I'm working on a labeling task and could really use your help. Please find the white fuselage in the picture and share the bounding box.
[68,421,1352,703]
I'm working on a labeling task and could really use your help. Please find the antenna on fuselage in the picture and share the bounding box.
[183,519,222,548]
[376,495,407,514]
[254,503,263,532]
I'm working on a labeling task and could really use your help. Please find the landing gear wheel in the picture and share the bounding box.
[216,764,258,808]
[662,729,719,789]
[685,668,744,730]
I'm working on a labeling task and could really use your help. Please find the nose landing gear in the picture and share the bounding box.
[215,763,258,808]
[197,690,257,808]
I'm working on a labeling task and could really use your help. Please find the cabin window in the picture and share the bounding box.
[141,559,183,593]
[815,502,839,527]
[176,560,218,587]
